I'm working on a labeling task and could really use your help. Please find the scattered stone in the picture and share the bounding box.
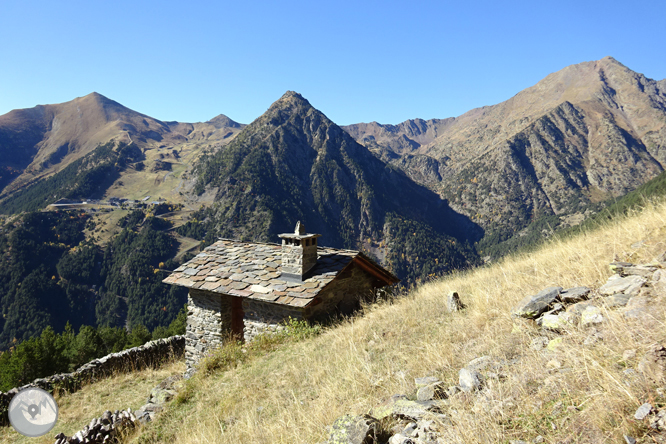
[371,395,443,421]
[445,386,461,397]
[416,382,448,401]
[541,311,578,331]
[583,330,603,346]
[599,275,647,296]
[638,344,666,380]
[546,337,563,351]
[414,376,440,388]
[604,293,632,307]
[624,435,637,444]
[446,291,465,312]
[459,368,483,392]
[512,287,562,319]
[465,356,493,372]
[325,414,379,444]
[559,286,590,303]
[534,436,545,443]
[388,433,414,444]
[634,402,653,420]
[581,306,604,327]
[566,301,595,314]
[649,409,666,430]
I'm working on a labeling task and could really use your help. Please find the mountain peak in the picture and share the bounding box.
[206,114,242,129]
[279,90,307,101]
[273,91,312,108]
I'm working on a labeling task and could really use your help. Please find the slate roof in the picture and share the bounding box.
[162,239,397,308]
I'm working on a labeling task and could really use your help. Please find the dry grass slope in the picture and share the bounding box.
[0,361,185,444]
[130,199,666,443]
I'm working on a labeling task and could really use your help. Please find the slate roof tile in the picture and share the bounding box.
[162,238,394,308]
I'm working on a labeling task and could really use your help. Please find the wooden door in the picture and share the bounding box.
[230,297,245,341]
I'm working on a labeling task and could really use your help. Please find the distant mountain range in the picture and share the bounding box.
[1,56,665,271]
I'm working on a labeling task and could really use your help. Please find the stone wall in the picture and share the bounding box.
[186,289,232,368]
[0,335,184,426]
[242,298,303,342]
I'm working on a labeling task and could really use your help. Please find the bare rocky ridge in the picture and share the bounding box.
[342,118,455,159]
[344,57,666,245]
[0,93,244,199]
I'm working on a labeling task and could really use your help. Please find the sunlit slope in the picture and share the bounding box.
[133,198,666,443]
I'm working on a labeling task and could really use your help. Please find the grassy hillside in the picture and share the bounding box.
[127,197,666,443]
[0,360,185,444]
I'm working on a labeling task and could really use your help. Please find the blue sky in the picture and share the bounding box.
[1,0,665,126]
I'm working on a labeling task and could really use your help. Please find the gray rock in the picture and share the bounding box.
[465,356,493,372]
[638,344,666,380]
[567,301,595,314]
[389,433,414,444]
[559,286,590,303]
[403,422,418,436]
[634,402,653,420]
[581,306,604,327]
[446,291,465,312]
[325,414,379,444]
[459,368,483,392]
[649,409,666,430]
[371,395,442,421]
[414,376,440,388]
[416,382,448,401]
[604,293,632,307]
[445,385,461,397]
[512,287,562,319]
[624,436,637,444]
[599,274,647,296]
[149,387,176,404]
[541,311,578,331]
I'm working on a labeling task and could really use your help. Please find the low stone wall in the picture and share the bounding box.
[0,335,184,426]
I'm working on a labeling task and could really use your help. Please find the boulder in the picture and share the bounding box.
[604,294,632,308]
[599,275,646,296]
[541,312,578,331]
[638,344,666,380]
[325,414,380,444]
[459,368,483,392]
[416,382,448,401]
[512,287,562,319]
[559,286,590,303]
[414,376,439,389]
[581,306,604,327]
[649,409,666,430]
[634,403,653,420]
[371,395,443,421]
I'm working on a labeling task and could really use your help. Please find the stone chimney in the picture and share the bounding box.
[278,221,321,281]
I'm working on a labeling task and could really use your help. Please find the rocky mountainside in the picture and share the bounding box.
[345,57,666,255]
[0,93,244,200]
[342,118,455,160]
[190,91,481,282]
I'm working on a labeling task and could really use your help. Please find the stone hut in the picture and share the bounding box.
[162,222,399,368]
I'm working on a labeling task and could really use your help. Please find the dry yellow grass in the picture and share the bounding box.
[0,361,185,444]
[128,200,666,443]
